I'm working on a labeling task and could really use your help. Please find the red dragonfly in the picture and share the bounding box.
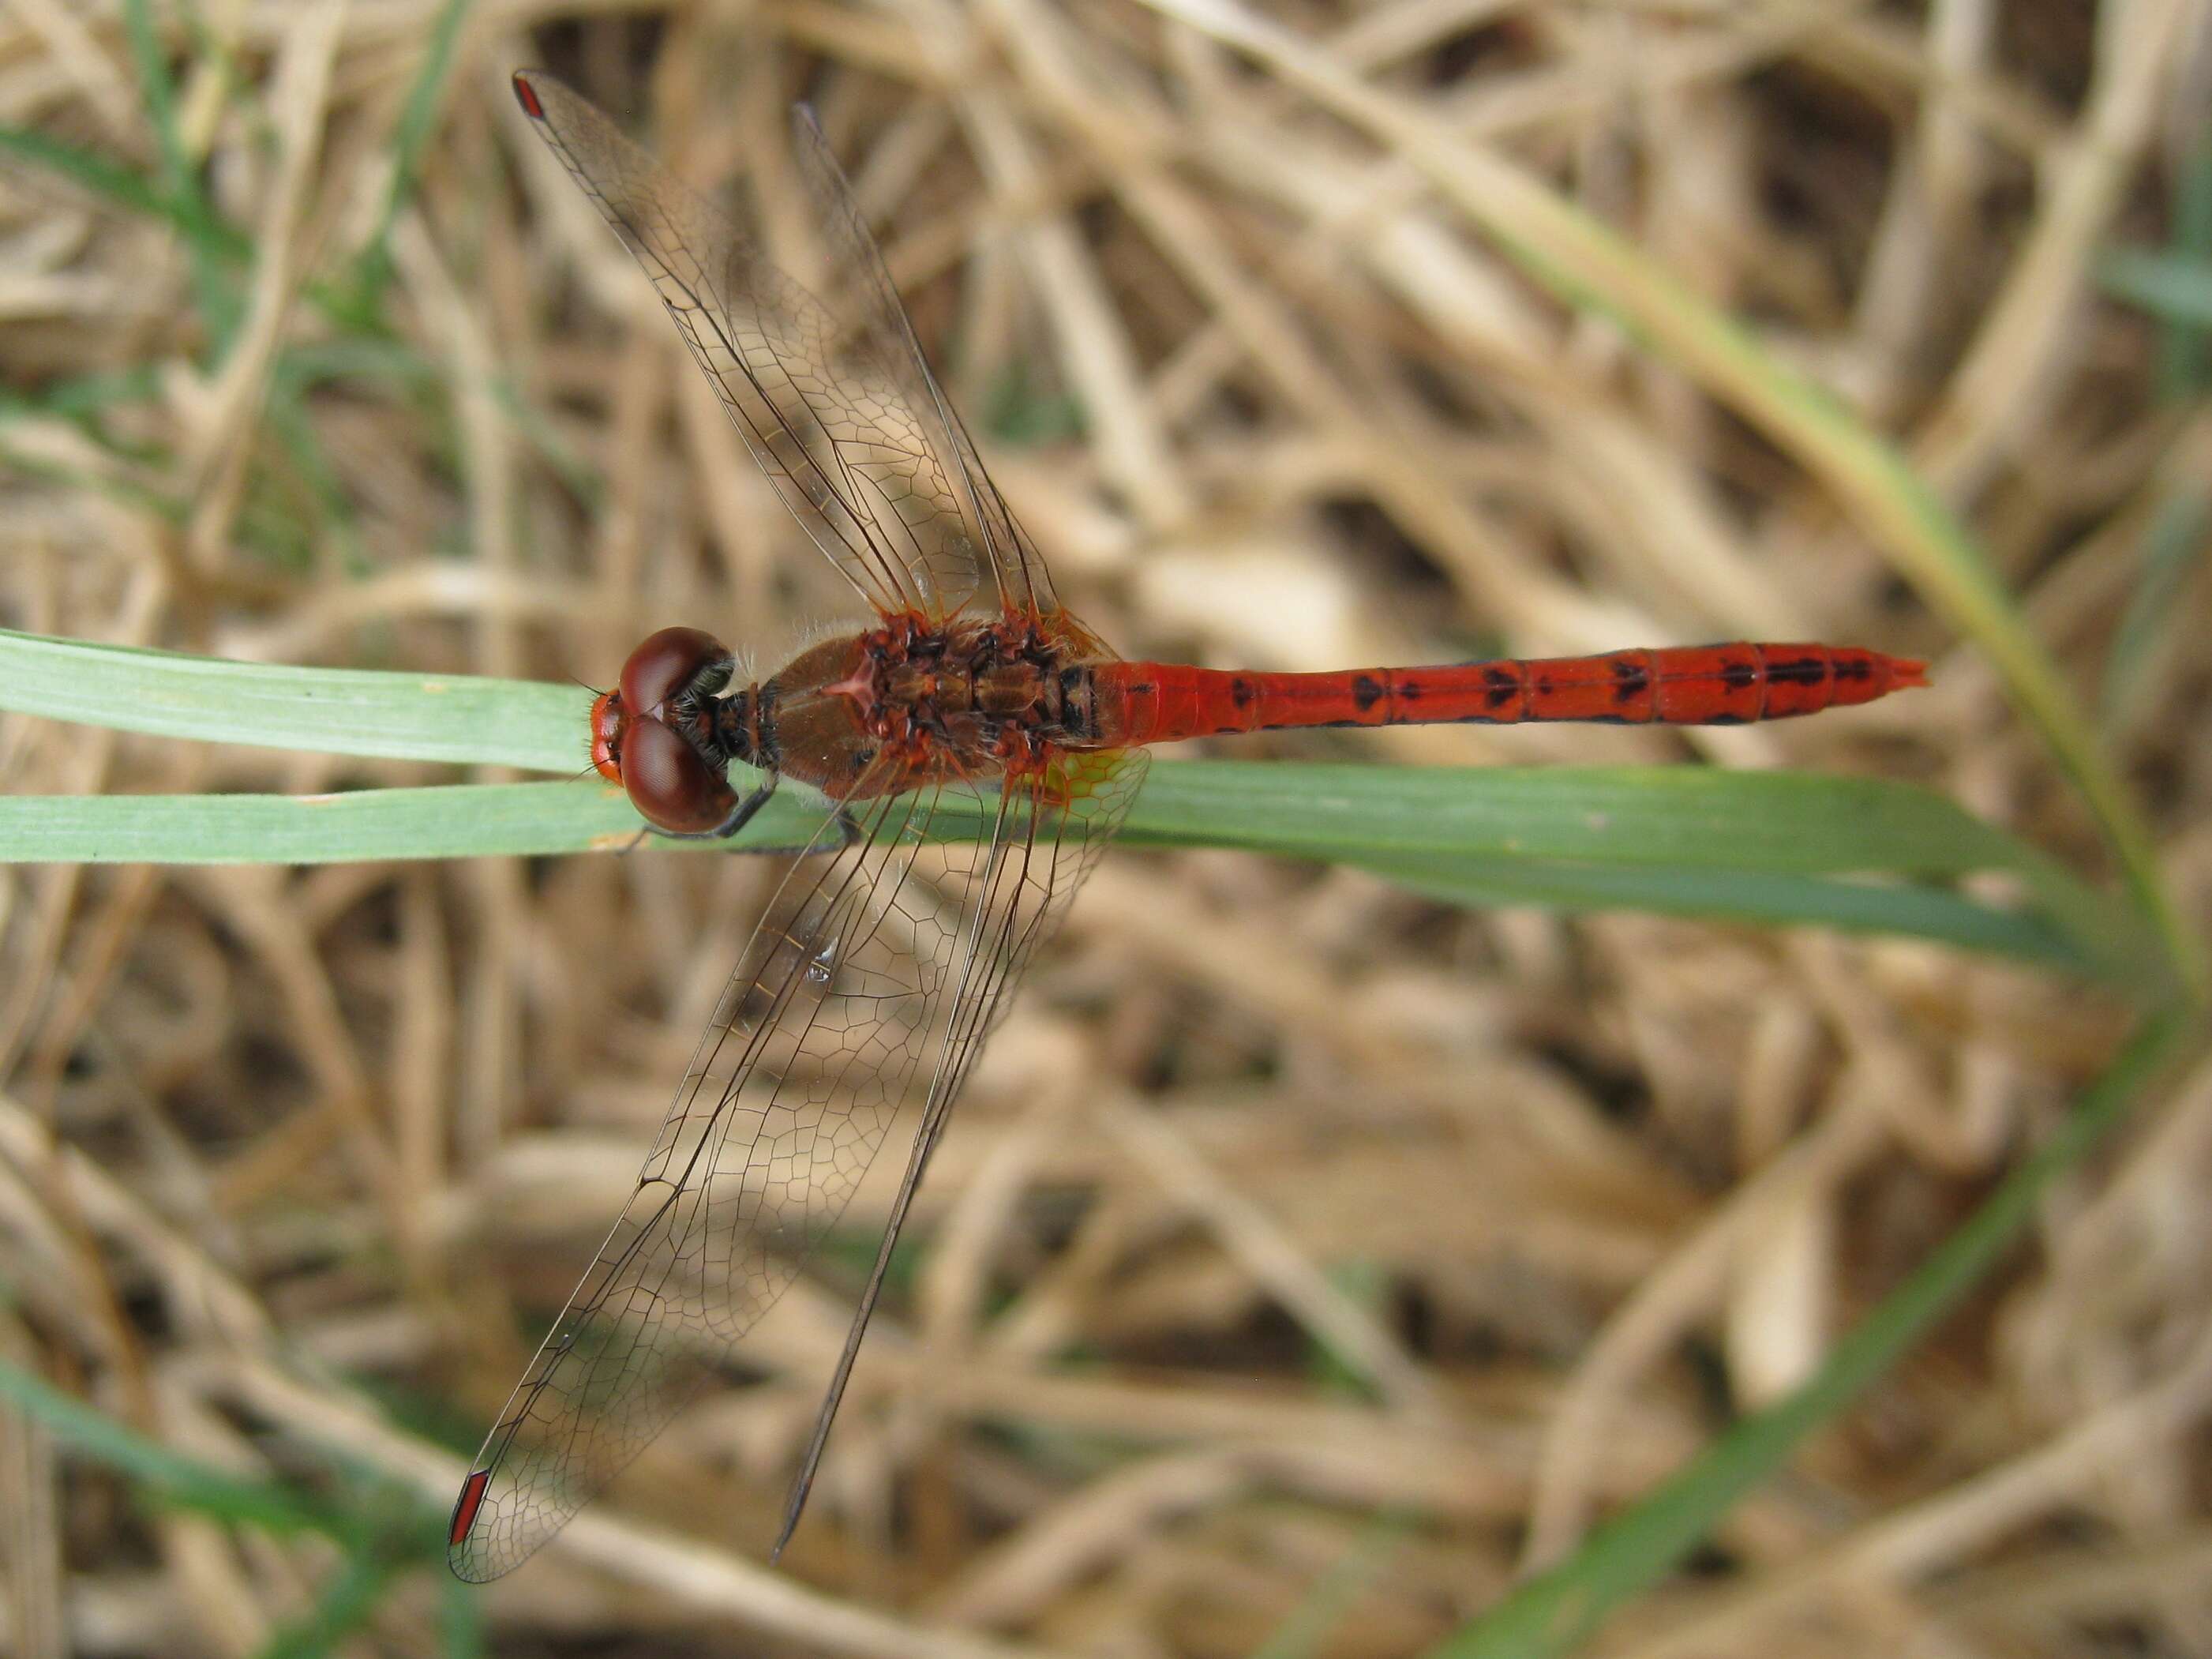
[450,69,1927,1581]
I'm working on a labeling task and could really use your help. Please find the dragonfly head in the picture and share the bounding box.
[593,627,741,835]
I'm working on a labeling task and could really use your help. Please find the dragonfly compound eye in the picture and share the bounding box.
[618,715,737,835]
[619,626,735,720]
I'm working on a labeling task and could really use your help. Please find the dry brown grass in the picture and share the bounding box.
[2,2,2210,1656]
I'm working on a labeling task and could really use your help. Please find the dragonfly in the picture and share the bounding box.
[449,68,1929,1582]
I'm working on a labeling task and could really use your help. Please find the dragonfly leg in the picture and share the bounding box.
[724,803,865,857]
[707,778,780,842]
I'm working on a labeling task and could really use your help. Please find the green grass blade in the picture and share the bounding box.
[2149,128,2212,394]
[2102,248,2212,328]
[0,1360,444,1651]
[1134,765,2150,987]
[0,122,176,223]
[0,783,749,863]
[258,1550,403,1659]
[2101,481,2208,728]
[437,1568,487,1659]
[123,0,243,347]
[0,629,583,771]
[0,1360,336,1537]
[1134,762,2020,876]
[278,336,440,392]
[0,119,253,268]
[0,787,2141,982]
[0,363,166,433]
[1251,1511,1416,1659]
[1425,1009,2191,1659]
[262,378,366,571]
[341,0,475,321]
[0,439,186,519]
[1359,853,2096,977]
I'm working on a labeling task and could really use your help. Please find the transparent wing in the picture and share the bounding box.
[788,107,1062,619]
[512,70,980,619]
[448,747,1147,1580]
[764,745,1146,1558]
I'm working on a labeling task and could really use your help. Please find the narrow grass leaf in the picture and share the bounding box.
[1361,854,2097,978]
[344,0,475,319]
[1252,1511,1417,1659]
[0,1360,336,1537]
[2102,248,2212,328]
[0,783,792,864]
[2102,481,2208,728]
[124,0,242,347]
[0,124,177,224]
[437,1568,488,1659]
[0,363,166,430]
[2154,131,2212,393]
[259,1552,402,1659]
[0,441,186,519]
[0,629,583,772]
[0,768,2146,987]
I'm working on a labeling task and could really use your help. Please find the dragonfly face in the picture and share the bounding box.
[587,626,740,834]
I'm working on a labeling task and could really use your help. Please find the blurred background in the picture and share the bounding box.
[3,2,2210,1655]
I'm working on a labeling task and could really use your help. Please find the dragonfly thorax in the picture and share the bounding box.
[750,612,1104,801]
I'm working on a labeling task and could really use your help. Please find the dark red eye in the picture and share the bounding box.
[618,717,737,835]
[619,627,733,719]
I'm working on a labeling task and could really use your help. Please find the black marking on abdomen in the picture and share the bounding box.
[1764,656,1828,685]
[1721,660,1759,689]
[1835,656,1872,681]
[1611,659,1650,699]
[1485,666,1519,709]
[1230,677,1254,708]
[1352,674,1385,712]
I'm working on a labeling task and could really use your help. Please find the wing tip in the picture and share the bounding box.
[512,69,546,121]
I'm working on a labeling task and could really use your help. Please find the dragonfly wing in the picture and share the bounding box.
[447,749,1145,1579]
[764,745,1148,1559]
[787,107,1063,620]
[512,70,979,619]
[451,768,962,1580]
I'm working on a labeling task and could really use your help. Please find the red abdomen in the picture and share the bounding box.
[1091,643,1927,747]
